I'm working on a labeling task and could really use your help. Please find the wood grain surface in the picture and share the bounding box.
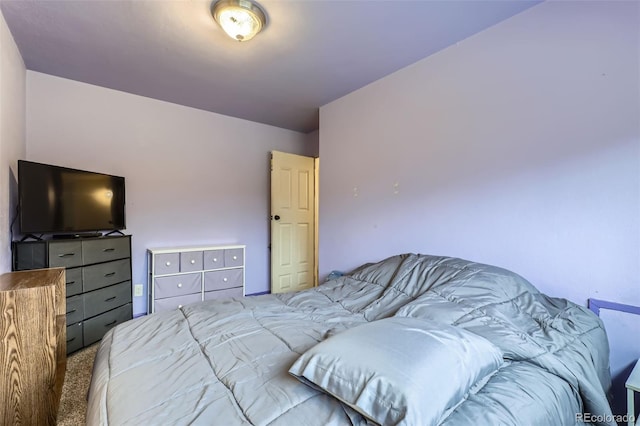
[0,268,66,425]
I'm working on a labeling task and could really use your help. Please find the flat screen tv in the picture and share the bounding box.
[18,160,126,235]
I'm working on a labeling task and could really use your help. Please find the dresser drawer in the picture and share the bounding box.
[82,237,130,265]
[48,241,83,268]
[154,293,201,313]
[83,281,132,318]
[204,287,243,301]
[66,295,84,325]
[155,253,180,275]
[180,251,203,272]
[82,259,131,292]
[204,268,243,291]
[13,241,46,270]
[224,248,244,267]
[154,273,201,299]
[83,303,132,346]
[66,323,84,354]
[203,249,224,270]
[65,267,83,297]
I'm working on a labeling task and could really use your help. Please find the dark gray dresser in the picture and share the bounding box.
[12,235,133,353]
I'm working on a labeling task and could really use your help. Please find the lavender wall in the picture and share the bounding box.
[320,0,639,305]
[0,10,26,273]
[319,0,639,392]
[26,72,316,315]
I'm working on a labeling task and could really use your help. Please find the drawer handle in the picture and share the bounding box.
[190,259,196,264]
[67,280,76,285]
[104,272,116,277]
[233,256,237,260]
[166,261,171,266]
[66,337,76,343]
[178,305,183,309]
[66,309,76,314]
[177,283,183,288]
[105,296,117,302]
[105,320,117,327]
[58,253,76,258]
[223,277,228,282]
[103,248,115,252]
[213,258,218,262]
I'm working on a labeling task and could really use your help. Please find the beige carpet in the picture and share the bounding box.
[57,343,99,425]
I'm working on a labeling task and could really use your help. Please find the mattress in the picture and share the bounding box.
[87,254,614,425]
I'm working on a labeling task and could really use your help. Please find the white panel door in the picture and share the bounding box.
[271,151,316,293]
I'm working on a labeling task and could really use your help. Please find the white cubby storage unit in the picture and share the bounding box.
[147,244,245,313]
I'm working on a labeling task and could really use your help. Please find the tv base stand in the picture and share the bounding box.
[104,230,125,237]
[20,234,44,242]
[52,232,103,239]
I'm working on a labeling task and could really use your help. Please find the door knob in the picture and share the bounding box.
[274,215,280,221]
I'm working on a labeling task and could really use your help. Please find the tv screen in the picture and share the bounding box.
[18,160,126,235]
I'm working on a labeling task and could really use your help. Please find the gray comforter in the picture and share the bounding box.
[87,254,613,425]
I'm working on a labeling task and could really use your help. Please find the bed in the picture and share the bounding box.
[87,253,614,425]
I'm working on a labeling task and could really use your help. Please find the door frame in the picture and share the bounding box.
[269,151,319,292]
[313,157,319,288]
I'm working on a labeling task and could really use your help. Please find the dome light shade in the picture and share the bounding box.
[212,0,266,42]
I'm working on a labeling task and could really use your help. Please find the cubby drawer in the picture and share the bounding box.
[83,281,132,319]
[155,253,180,275]
[66,323,84,354]
[13,241,46,270]
[82,259,131,292]
[180,251,203,272]
[204,287,243,301]
[66,295,84,325]
[82,237,130,265]
[83,303,132,346]
[203,249,224,270]
[204,268,243,291]
[154,273,201,299]
[224,248,244,267]
[48,241,83,268]
[154,293,201,313]
[65,267,83,297]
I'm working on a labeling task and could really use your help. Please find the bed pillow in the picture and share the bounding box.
[289,316,503,425]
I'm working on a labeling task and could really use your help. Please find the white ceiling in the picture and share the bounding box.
[1,0,540,133]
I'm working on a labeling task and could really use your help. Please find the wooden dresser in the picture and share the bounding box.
[0,268,66,425]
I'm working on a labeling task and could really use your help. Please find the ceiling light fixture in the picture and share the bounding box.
[212,0,267,42]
